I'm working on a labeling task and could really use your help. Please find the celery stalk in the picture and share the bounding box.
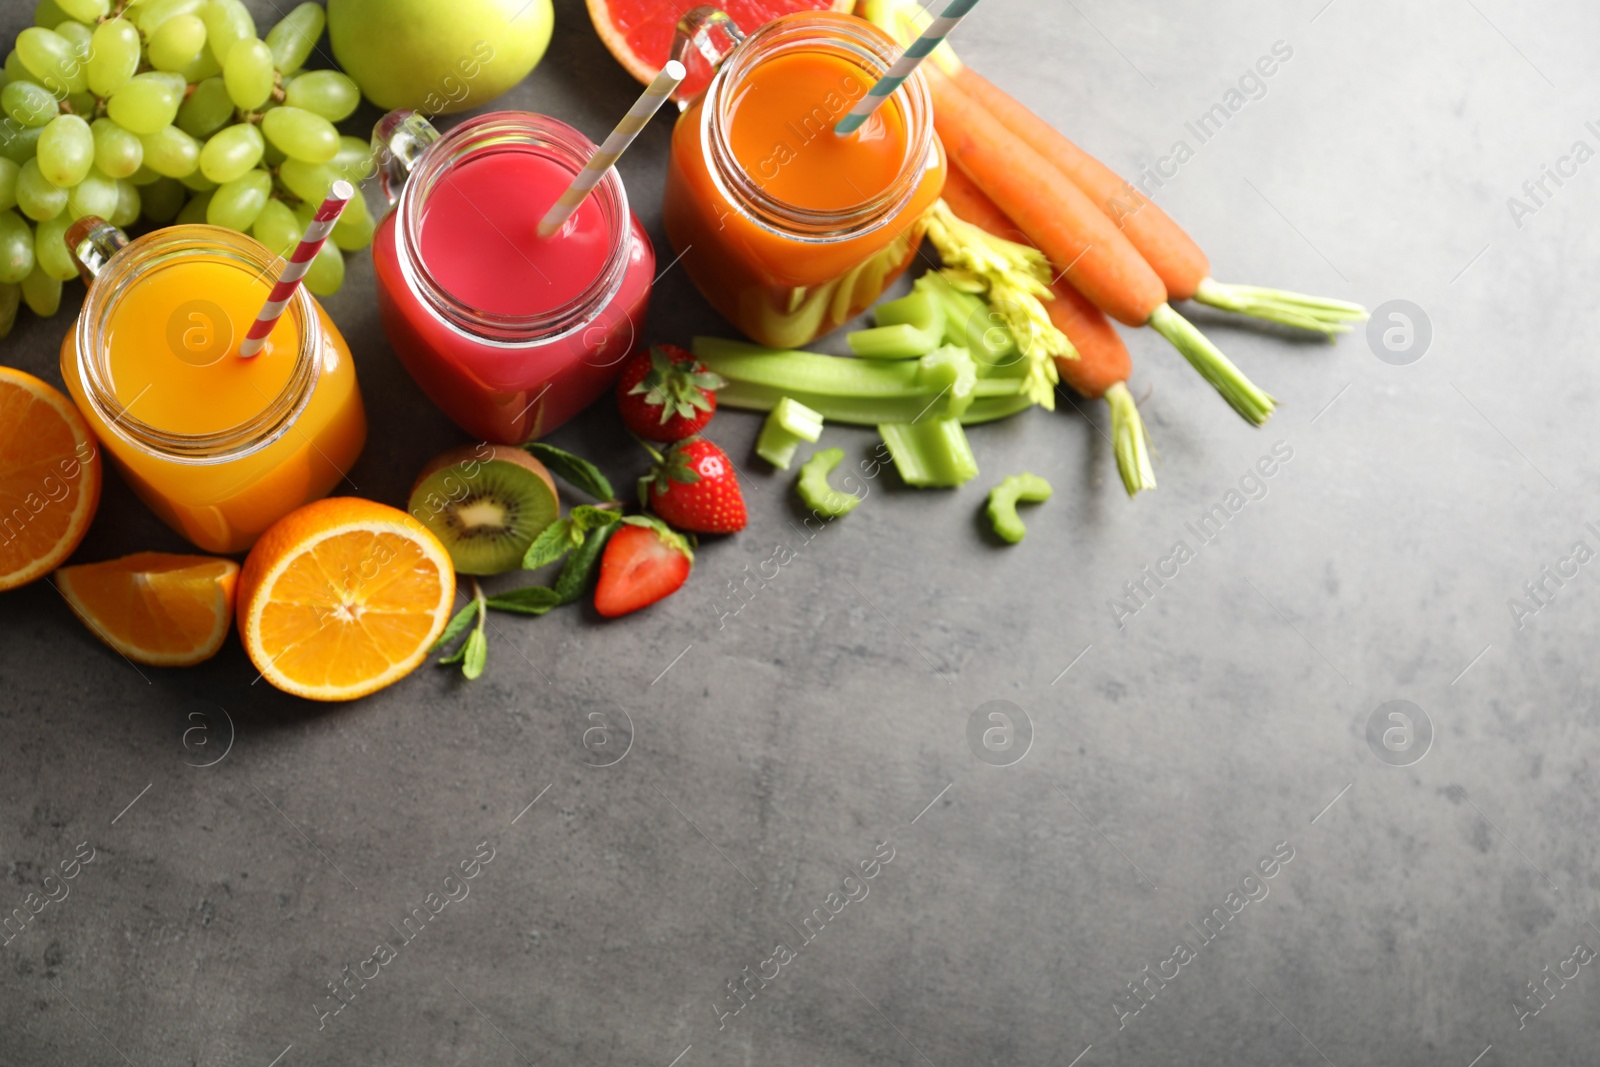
[916,344,978,420]
[878,419,979,487]
[848,322,939,359]
[755,397,824,470]
[917,272,1019,374]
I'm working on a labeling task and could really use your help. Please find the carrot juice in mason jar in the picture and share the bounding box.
[59,221,365,554]
[662,10,946,349]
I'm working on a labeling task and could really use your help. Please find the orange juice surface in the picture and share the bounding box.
[726,51,908,212]
[104,259,298,434]
[62,245,365,554]
[661,12,946,349]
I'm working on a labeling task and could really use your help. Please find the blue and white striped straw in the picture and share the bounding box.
[834,0,983,136]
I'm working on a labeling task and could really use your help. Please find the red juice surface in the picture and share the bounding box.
[418,149,610,317]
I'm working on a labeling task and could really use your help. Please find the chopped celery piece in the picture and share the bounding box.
[848,286,945,358]
[796,447,861,517]
[915,344,977,420]
[756,396,824,469]
[986,473,1052,543]
[878,419,978,488]
[916,272,1019,375]
[848,322,937,359]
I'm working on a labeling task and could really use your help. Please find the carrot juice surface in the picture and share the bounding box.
[103,258,298,435]
[726,50,908,212]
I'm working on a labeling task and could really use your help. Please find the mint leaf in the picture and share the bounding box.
[555,523,615,604]
[462,630,488,680]
[432,601,479,652]
[525,442,615,502]
[485,586,563,615]
[570,505,623,534]
[523,519,574,570]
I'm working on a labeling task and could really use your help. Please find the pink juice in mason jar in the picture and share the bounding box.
[373,111,655,444]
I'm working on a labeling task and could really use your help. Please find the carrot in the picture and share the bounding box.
[929,73,1275,426]
[947,66,1210,300]
[943,66,1366,335]
[927,71,1164,329]
[941,166,1154,495]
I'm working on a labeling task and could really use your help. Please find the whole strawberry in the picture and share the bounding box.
[616,344,726,442]
[643,438,747,534]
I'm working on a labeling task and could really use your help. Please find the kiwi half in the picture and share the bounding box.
[409,445,560,575]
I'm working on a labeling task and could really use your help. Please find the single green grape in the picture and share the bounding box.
[86,19,140,98]
[265,2,325,75]
[0,159,18,214]
[20,262,61,317]
[15,28,88,96]
[33,0,71,30]
[140,176,185,222]
[330,136,376,184]
[148,14,208,72]
[90,118,143,179]
[179,168,216,192]
[305,241,343,296]
[106,75,181,136]
[222,38,274,111]
[110,179,140,227]
[4,51,30,85]
[33,213,77,282]
[177,76,233,140]
[207,168,271,231]
[262,107,338,164]
[198,123,262,184]
[0,282,19,339]
[251,198,302,258]
[133,0,205,35]
[201,0,256,68]
[52,21,93,65]
[0,209,35,284]
[66,167,117,219]
[277,159,333,204]
[0,126,44,167]
[37,114,93,188]
[2,81,58,129]
[146,72,190,100]
[55,0,110,22]
[331,192,375,252]
[283,70,360,123]
[16,159,67,220]
[175,188,213,226]
[139,125,200,178]
[176,43,224,84]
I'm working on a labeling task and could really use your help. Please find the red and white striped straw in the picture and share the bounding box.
[237,180,354,358]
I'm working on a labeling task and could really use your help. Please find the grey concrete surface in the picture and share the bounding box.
[3,0,1599,1064]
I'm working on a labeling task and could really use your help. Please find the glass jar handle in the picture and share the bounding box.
[668,6,747,108]
[65,216,128,284]
[373,110,442,207]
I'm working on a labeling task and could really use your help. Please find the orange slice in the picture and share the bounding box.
[57,553,239,666]
[238,497,456,702]
[0,366,101,591]
[586,0,853,100]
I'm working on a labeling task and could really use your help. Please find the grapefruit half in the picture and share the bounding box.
[588,0,856,100]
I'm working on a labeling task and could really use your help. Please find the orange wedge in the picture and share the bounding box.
[0,367,102,591]
[237,497,456,702]
[57,553,239,667]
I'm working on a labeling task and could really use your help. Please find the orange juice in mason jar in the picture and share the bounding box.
[60,221,365,554]
[662,9,946,349]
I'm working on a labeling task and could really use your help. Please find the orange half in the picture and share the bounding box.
[57,553,239,667]
[238,497,456,702]
[0,366,102,591]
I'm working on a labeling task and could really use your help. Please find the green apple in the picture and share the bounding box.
[327,0,554,115]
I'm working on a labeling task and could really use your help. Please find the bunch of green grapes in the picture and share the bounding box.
[0,0,378,338]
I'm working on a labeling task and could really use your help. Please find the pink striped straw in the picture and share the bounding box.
[237,180,354,358]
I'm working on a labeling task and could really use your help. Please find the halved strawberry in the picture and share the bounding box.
[642,437,747,534]
[594,517,694,618]
[616,344,727,442]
